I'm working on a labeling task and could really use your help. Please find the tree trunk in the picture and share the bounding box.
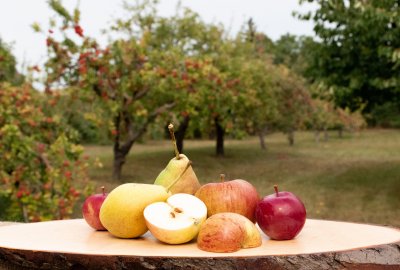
[323,126,329,142]
[338,128,343,138]
[314,129,320,144]
[258,126,269,150]
[287,128,295,146]
[112,147,128,180]
[175,116,190,154]
[215,118,225,157]
[111,102,176,180]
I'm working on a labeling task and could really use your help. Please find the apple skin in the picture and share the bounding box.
[197,212,262,253]
[195,175,260,222]
[255,186,306,240]
[82,187,108,231]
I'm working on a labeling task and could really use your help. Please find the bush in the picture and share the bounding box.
[0,84,92,222]
[370,102,400,128]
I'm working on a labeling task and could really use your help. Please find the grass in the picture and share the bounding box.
[83,129,400,227]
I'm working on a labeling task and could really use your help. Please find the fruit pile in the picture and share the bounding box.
[82,124,306,253]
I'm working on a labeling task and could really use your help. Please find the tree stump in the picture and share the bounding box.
[0,219,399,269]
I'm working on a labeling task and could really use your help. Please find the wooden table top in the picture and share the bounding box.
[0,218,399,257]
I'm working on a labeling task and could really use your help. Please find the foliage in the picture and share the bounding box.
[274,67,313,142]
[0,39,24,85]
[0,83,92,222]
[297,0,400,112]
[52,90,111,144]
[369,102,400,128]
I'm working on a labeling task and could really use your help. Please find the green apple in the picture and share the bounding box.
[144,193,207,244]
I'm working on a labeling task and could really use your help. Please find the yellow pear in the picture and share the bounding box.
[99,183,169,238]
[154,124,201,194]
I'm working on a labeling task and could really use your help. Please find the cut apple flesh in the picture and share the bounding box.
[144,193,207,244]
[145,202,197,230]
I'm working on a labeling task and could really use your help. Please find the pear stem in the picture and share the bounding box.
[101,186,105,196]
[274,185,279,197]
[220,174,225,183]
[165,160,192,192]
[168,123,180,160]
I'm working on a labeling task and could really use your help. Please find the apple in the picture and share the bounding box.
[197,212,262,253]
[255,185,306,240]
[144,193,207,244]
[82,186,108,230]
[195,174,260,222]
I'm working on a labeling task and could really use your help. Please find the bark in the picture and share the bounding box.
[323,126,329,142]
[1,242,399,270]
[175,116,190,154]
[112,102,175,180]
[112,146,129,181]
[338,128,344,138]
[215,118,225,157]
[258,126,269,150]
[314,130,320,143]
[287,128,295,146]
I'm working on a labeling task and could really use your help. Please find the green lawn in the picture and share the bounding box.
[83,129,400,227]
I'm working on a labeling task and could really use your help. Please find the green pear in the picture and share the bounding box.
[99,183,169,238]
[154,153,200,194]
[154,124,201,195]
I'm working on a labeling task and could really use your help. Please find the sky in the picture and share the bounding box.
[0,0,316,71]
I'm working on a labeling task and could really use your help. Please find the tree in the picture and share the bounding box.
[275,66,313,145]
[234,55,279,150]
[298,0,400,113]
[42,0,235,178]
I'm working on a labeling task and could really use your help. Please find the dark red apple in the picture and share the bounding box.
[82,186,108,230]
[195,174,260,222]
[255,185,306,240]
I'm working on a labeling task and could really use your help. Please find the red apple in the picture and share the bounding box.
[197,212,262,253]
[195,174,260,222]
[82,186,108,230]
[255,185,306,240]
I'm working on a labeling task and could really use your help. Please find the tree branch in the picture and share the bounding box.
[118,102,176,155]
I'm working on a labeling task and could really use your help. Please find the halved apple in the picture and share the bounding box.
[197,212,262,252]
[144,193,207,244]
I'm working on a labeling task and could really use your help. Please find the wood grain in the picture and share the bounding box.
[0,219,399,269]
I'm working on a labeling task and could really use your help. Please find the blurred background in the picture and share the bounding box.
[0,0,399,226]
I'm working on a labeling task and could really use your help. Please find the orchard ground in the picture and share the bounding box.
[81,129,400,227]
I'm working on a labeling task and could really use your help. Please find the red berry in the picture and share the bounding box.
[64,171,72,179]
[74,25,84,37]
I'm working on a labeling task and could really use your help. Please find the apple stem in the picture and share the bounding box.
[168,123,180,160]
[101,186,105,196]
[220,174,225,183]
[165,160,192,192]
[274,185,279,197]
